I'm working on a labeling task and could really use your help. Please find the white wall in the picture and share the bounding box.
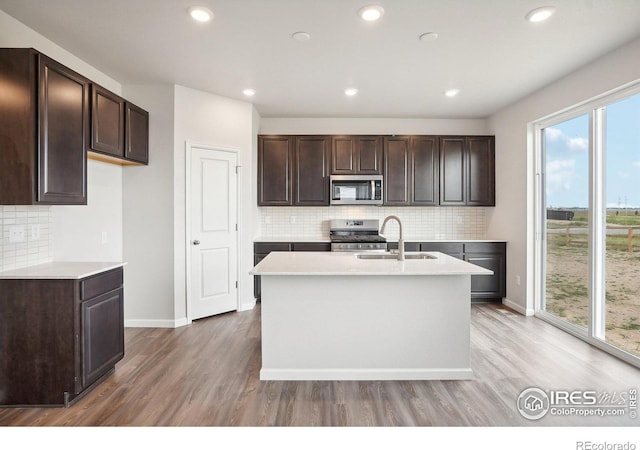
[173,85,258,320]
[121,84,176,327]
[52,160,123,262]
[487,36,640,315]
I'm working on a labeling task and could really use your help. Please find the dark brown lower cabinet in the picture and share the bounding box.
[253,242,331,301]
[0,267,124,407]
[388,241,506,302]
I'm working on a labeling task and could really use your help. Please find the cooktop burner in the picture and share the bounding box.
[330,235,387,243]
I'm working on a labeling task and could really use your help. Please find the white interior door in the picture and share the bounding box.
[189,146,238,320]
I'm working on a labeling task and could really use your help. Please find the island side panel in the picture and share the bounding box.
[260,274,472,380]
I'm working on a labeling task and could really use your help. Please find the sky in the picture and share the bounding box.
[544,92,640,209]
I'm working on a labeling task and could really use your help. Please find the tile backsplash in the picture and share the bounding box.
[0,206,53,272]
[258,206,487,240]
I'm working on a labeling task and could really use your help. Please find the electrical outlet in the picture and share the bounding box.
[30,224,40,240]
[289,216,297,224]
[516,275,521,286]
[101,231,108,244]
[9,225,26,243]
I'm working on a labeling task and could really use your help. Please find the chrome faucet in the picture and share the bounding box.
[380,215,404,261]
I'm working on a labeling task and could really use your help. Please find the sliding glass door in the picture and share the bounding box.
[537,88,640,365]
[542,115,590,330]
[604,94,640,358]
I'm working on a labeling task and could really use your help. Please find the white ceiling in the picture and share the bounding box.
[1,0,640,118]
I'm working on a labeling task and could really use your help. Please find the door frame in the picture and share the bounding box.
[185,142,241,323]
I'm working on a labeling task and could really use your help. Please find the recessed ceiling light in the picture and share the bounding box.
[358,5,384,22]
[243,88,256,97]
[419,32,439,42]
[291,31,311,41]
[444,89,460,98]
[345,88,359,97]
[188,6,214,23]
[525,6,555,23]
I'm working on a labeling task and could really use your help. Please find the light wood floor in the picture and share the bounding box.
[1,304,638,426]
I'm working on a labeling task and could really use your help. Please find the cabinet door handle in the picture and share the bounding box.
[193,240,200,245]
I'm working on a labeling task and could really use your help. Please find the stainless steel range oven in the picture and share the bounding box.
[329,219,387,252]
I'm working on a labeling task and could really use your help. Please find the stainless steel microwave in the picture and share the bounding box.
[330,175,383,205]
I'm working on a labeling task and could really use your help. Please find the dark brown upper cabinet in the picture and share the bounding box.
[411,136,439,206]
[90,84,148,165]
[331,135,382,175]
[124,102,149,164]
[384,136,439,206]
[91,84,124,157]
[258,135,293,205]
[0,48,88,205]
[440,137,466,205]
[440,136,495,206]
[383,136,411,205]
[258,135,329,206]
[294,136,330,206]
[258,134,494,207]
[466,136,495,206]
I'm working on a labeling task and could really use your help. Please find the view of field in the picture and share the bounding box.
[545,210,640,357]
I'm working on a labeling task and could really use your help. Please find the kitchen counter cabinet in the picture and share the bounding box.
[0,48,88,205]
[463,242,506,300]
[253,242,331,300]
[0,265,125,406]
[251,251,491,380]
[387,241,506,301]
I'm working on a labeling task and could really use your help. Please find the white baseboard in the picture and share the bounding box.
[502,298,534,316]
[124,317,191,328]
[260,368,474,381]
[238,300,256,311]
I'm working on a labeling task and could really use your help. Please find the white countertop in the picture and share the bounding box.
[254,237,505,243]
[250,251,492,276]
[254,237,331,243]
[0,262,126,279]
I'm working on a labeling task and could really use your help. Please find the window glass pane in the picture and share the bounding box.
[604,93,640,357]
[543,114,590,329]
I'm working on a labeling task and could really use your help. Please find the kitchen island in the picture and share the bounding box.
[250,251,492,381]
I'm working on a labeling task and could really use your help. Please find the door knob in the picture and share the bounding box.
[193,240,200,245]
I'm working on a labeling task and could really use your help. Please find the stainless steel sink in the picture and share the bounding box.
[355,253,436,260]
[405,253,437,260]
[356,253,399,260]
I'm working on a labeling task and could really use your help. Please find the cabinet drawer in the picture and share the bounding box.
[80,268,123,300]
[387,242,420,252]
[420,242,464,256]
[464,242,506,254]
[254,243,291,253]
[291,243,331,252]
